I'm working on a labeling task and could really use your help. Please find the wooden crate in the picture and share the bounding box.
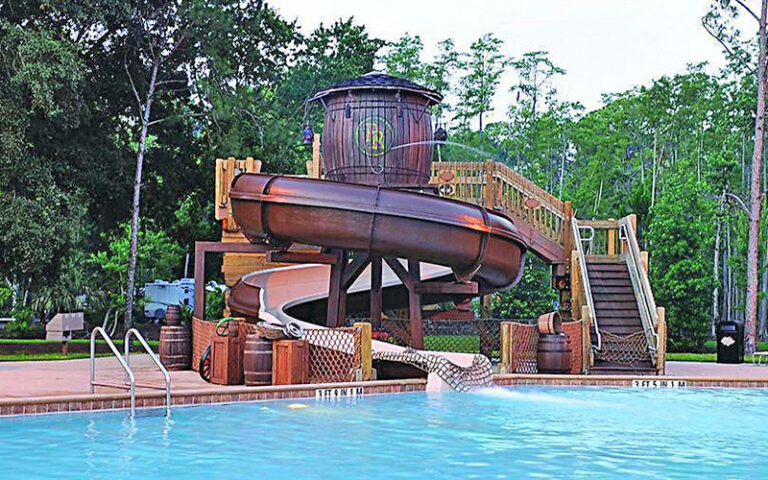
[272,340,309,385]
[211,335,243,385]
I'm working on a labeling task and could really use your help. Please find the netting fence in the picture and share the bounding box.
[358,317,509,361]
[302,326,363,384]
[595,330,649,366]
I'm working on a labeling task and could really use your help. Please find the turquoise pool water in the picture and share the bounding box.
[1,387,766,478]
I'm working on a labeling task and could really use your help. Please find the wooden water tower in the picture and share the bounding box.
[308,72,443,187]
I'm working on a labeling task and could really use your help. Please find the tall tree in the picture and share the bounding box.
[703,0,768,352]
[122,2,195,330]
[380,33,425,82]
[456,33,508,136]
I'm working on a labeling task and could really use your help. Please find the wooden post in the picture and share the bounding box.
[354,322,373,381]
[194,244,206,320]
[607,218,616,256]
[499,321,511,373]
[326,249,347,328]
[570,251,581,320]
[641,251,649,274]
[582,305,593,369]
[370,256,383,328]
[408,259,424,349]
[656,306,666,375]
[483,159,495,209]
[312,133,321,178]
[563,201,573,264]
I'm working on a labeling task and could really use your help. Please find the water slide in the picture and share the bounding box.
[227,173,529,388]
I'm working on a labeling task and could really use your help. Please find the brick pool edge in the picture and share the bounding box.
[0,379,427,417]
[494,374,768,388]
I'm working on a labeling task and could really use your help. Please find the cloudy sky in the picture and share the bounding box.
[276,0,750,121]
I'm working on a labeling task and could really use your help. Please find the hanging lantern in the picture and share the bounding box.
[302,124,314,145]
[434,125,448,142]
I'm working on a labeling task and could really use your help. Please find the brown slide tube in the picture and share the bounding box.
[228,174,528,318]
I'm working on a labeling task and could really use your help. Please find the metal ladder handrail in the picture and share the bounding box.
[618,217,659,360]
[125,328,171,415]
[90,327,136,415]
[571,216,601,350]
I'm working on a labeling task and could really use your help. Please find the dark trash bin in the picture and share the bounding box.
[716,320,744,364]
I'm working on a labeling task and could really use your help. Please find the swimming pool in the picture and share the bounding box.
[1,387,766,478]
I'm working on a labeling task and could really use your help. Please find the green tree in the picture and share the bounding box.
[456,33,508,136]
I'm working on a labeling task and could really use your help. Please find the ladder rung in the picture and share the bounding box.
[91,381,131,390]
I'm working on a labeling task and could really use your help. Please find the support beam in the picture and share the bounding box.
[408,259,424,349]
[266,251,337,265]
[326,249,347,328]
[342,254,371,290]
[414,282,478,295]
[193,241,269,320]
[370,257,383,328]
[383,257,412,289]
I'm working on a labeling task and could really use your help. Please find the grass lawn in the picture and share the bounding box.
[0,352,114,362]
[0,338,159,347]
[667,352,763,363]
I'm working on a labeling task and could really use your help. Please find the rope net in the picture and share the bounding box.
[595,330,650,365]
[373,317,502,361]
[302,326,363,383]
[507,322,539,373]
[373,348,494,392]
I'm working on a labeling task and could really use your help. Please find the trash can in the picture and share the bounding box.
[716,320,744,364]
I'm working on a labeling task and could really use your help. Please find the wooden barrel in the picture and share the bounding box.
[310,73,441,187]
[243,334,272,386]
[537,334,572,374]
[165,305,181,327]
[538,311,562,335]
[159,325,191,370]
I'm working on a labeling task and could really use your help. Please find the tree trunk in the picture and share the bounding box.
[124,61,159,331]
[713,216,721,337]
[745,0,768,354]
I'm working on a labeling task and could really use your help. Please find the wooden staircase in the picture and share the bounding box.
[427,160,667,375]
[587,258,655,374]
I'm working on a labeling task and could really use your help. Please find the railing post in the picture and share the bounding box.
[483,159,495,209]
[641,251,649,274]
[656,307,666,375]
[499,321,511,374]
[570,251,581,319]
[354,322,372,381]
[607,218,616,256]
[581,305,594,368]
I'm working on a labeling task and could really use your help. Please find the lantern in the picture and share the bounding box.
[302,124,314,145]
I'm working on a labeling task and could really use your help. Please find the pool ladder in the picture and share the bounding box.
[90,327,171,416]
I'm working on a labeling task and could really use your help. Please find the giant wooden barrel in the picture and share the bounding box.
[309,73,442,187]
[243,334,273,386]
[159,325,191,370]
[537,333,572,374]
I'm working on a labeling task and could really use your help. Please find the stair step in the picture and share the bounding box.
[591,286,634,293]
[587,263,628,272]
[595,301,638,309]
[595,309,640,318]
[593,294,636,303]
[589,272,631,280]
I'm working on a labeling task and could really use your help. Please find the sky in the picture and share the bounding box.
[275,0,750,122]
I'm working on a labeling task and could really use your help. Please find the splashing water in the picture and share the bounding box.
[389,140,504,162]
[472,386,611,408]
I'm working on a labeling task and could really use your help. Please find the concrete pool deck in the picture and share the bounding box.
[1,357,767,416]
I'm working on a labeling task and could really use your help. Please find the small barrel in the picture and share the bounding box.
[165,305,182,327]
[537,333,572,374]
[243,334,272,386]
[159,325,191,370]
[538,311,562,335]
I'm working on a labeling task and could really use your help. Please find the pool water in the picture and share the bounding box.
[1,387,766,479]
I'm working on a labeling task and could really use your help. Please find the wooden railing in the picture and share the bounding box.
[215,157,263,231]
[430,160,569,246]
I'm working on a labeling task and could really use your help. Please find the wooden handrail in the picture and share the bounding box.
[431,160,567,246]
